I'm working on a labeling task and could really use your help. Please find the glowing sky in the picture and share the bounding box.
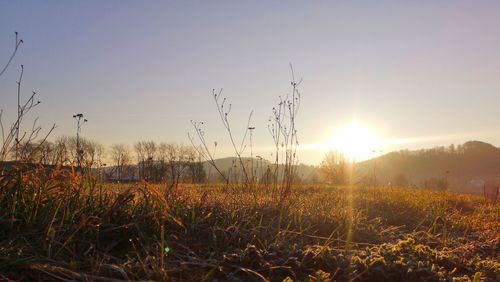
[1,1,500,164]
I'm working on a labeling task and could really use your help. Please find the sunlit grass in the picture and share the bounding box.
[1,168,498,281]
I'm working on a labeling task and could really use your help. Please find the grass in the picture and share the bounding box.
[0,167,499,281]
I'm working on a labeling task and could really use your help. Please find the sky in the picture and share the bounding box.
[1,1,500,165]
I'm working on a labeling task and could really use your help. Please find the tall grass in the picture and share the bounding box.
[1,167,498,281]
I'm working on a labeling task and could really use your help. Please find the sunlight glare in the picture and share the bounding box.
[328,122,381,161]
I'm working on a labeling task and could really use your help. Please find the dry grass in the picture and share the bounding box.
[0,167,499,281]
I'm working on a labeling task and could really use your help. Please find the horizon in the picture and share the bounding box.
[2,1,500,165]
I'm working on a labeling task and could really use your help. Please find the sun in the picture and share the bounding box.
[327,122,381,161]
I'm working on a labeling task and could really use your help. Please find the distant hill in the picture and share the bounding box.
[203,157,319,183]
[355,141,500,194]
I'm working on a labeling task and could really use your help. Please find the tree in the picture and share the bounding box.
[81,140,105,169]
[110,144,131,179]
[134,140,157,180]
[134,141,147,179]
[319,150,349,185]
[53,136,72,165]
[161,143,193,188]
[17,140,58,164]
[186,146,206,183]
[51,136,104,168]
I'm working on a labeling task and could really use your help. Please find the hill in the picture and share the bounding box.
[203,157,320,183]
[355,141,500,194]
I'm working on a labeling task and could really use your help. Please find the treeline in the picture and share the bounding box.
[10,137,206,187]
[395,141,498,157]
[132,141,206,187]
[11,136,326,186]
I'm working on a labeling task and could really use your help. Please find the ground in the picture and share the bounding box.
[0,170,499,281]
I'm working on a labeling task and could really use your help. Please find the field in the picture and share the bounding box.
[0,168,498,281]
[3,3,500,281]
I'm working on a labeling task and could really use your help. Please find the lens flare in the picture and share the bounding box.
[328,122,381,161]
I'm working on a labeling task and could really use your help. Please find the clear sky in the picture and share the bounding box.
[1,1,500,164]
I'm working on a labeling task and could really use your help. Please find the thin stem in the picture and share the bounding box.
[0,32,23,78]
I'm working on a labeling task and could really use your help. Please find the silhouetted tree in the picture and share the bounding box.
[319,150,349,185]
[110,144,131,179]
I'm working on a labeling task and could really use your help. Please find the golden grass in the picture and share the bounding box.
[0,168,498,281]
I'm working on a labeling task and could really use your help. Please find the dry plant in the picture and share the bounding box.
[189,121,229,185]
[189,89,255,188]
[268,65,302,200]
[189,66,302,202]
[0,32,56,163]
[211,88,254,186]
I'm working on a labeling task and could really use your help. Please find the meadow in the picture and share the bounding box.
[3,4,500,281]
[0,167,498,281]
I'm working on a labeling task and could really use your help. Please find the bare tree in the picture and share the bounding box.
[319,150,349,185]
[51,136,103,169]
[185,146,205,183]
[81,140,104,169]
[53,136,72,165]
[134,141,146,178]
[158,143,181,188]
[31,140,56,164]
[17,140,56,164]
[110,143,131,179]
[158,142,205,186]
[143,141,157,161]
[134,140,157,180]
